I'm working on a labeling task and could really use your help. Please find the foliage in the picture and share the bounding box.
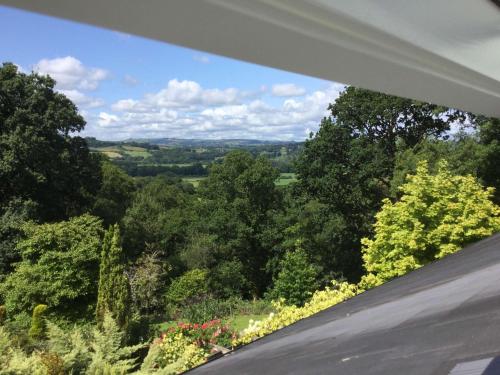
[121,177,194,260]
[140,319,236,374]
[129,248,169,317]
[0,215,103,321]
[29,304,48,341]
[87,313,141,374]
[93,162,136,226]
[0,63,101,222]
[208,260,249,299]
[236,281,359,345]
[330,86,468,155]
[267,247,319,306]
[96,225,131,331]
[165,269,208,309]
[0,306,6,325]
[294,118,388,281]
[179,298,240,324]
[0,199,37,279]
[476,117,500,204]
[361,160,500,288]
[195,150,281,296]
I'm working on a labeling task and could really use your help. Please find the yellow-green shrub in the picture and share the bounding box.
[236,281,359,345]
[361,160,500,288]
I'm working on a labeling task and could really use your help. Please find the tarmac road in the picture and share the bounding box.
[190,233,500,374]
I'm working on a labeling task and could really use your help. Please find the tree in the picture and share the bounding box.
[477,117,500,204]
[121,176,194,260]
[96,225,131,331]
[195,150,281,296]
[294,118,388,281]
[361,160,500,289]
[0,63,101,221]
[92,162,136,226]
[267,246,319,306]
[0,215,103,322]
[294,87,469,283]
[129,248,169,316]
[330,86,467,157]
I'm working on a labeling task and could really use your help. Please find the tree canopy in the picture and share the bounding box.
[0,63,101,221]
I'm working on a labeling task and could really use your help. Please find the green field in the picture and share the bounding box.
[182,176,207,188]
[275,173,297,186]
[182,173,297,188]
[94,145,152,159]
[102,151,123,159]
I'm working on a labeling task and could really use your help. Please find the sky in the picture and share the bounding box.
[0,5,346,141]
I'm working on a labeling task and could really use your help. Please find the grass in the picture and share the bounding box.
[182,176,207,188]
[102,151,123,159]
[275,173,297,186]
[227,314,268,332]
[155,314,269,334]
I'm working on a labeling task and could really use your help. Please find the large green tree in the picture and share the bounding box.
[293,87,469,282]
[193,150,281,297]
[0,63,101,221]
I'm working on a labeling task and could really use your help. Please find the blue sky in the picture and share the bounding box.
[0,5,345,140]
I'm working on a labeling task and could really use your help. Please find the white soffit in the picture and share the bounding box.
[2,0,500,117]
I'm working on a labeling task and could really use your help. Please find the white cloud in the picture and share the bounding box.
[34,56,108,91]
[272,83,306,97]
[84,82,344,140]
[193,55,211,64]
[98,112,120,127]
[59,89,104,109]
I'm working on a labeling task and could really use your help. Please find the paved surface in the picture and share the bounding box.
[190,234,500,375]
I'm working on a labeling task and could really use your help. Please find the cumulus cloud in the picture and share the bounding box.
[271,83,306,97]
[84,81,345,140]
[33,56,109,110]
[34,56,108,91]
[59,89,104,109]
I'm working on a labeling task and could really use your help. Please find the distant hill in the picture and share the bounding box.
[121,138,299,147]
[85,137,299,148]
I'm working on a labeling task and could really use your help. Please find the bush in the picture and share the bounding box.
[237,281,359,345]
[267,247,320,306]
[361,160,500,288]
[29,304,48,341]
[141,319,236,374]
[180,298,240,324]
[208,260,250,299]
[165,269,208,313]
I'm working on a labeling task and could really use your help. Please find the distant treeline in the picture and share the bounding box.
[114,161,208,177]
[85,137,160,150]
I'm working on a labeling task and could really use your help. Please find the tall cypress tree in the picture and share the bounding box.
[96,224,131,331]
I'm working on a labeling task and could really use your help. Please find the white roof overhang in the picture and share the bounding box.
[2,0,500,117]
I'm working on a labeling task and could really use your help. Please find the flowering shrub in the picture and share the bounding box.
[141,319,237,374]
[236,281,359,345]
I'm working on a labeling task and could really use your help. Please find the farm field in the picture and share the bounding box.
[275,173,297,186]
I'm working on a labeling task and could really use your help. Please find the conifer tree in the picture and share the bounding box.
[96,225,131,331]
